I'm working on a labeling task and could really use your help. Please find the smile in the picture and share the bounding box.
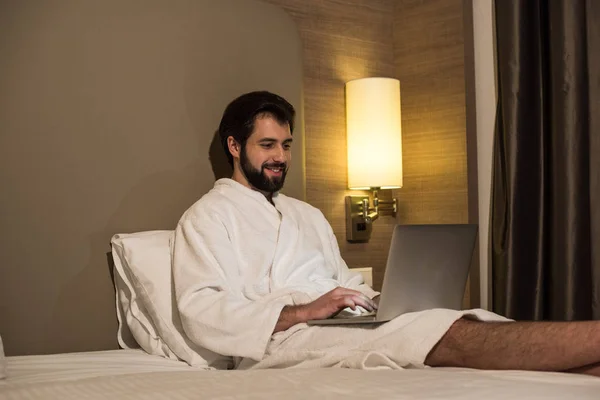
[265,166,284,173]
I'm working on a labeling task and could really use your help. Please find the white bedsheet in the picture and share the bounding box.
[3,349,194,384]
[2,349,600,399]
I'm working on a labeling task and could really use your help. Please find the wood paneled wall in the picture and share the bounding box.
[393,1,467,224]
[265,0,471,304]
[263,0,397,290]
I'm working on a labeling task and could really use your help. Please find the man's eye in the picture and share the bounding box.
[261,144,273,149]
[283,144,291,150]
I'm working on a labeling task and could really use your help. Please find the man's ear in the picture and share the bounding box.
[227,137,241,159]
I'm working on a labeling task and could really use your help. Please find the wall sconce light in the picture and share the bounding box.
[345,77,403,242]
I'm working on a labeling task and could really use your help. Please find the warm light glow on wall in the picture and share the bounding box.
[345,77,403,189]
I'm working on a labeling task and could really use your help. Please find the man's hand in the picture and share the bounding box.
[300,287,378,321]
[273,287,378,333]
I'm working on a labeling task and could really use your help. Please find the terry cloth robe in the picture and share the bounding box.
[173,179,379,363]
[173,178,508,370]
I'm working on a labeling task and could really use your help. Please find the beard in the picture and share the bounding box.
[240,147,288,193]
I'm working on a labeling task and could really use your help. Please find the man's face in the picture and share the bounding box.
[238,115,293,193]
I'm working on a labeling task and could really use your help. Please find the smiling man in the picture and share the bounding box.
[172,91,600,376]
[172,91,379,366]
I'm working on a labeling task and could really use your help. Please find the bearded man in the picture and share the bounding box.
[172,91,600,376]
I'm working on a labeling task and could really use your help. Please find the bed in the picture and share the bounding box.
[3,349,600,399]
[1,0,599,398]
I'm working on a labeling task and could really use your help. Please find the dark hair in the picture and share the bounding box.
[218,91,295,166]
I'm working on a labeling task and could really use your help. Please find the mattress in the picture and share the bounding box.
[2,349,600,399]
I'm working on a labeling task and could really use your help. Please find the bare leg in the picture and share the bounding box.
[426,318,600,376]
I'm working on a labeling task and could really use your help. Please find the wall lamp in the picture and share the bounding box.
[345,77,403,242]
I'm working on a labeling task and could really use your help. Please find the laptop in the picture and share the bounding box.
[307,224,477,326]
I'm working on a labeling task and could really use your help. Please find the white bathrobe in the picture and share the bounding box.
[173,178,506,370]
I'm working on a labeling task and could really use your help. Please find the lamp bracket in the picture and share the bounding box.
[372,189,397,215]
[345,195,372,242]
[345,191,398,242]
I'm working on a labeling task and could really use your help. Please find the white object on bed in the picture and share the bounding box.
[111,231,231,370]
[2,349,600,399]
[350,267,373,287]
[0,334,6,379]
[111,231,177,358]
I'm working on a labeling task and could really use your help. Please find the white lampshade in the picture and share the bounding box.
[345,77,403,190]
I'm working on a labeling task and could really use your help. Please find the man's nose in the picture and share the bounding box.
[272,146,286,162]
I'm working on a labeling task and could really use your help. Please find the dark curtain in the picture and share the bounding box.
[491,0,600,321]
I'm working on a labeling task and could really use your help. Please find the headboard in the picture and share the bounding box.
[0,0,305,355]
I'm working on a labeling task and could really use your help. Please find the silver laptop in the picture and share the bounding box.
[307,224,477,326]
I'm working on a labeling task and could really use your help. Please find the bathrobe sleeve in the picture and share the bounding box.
[323,215,380,300]
[172,210,291,361]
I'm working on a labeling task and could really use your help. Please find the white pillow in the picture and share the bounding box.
[0,334,6,379]
[111,231,231,369]
[112,231,177,359]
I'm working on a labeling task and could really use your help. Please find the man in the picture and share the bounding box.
[173,91,600,376]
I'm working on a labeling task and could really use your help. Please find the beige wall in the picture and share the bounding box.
[0,0,305,356]
[268,0,471,302]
